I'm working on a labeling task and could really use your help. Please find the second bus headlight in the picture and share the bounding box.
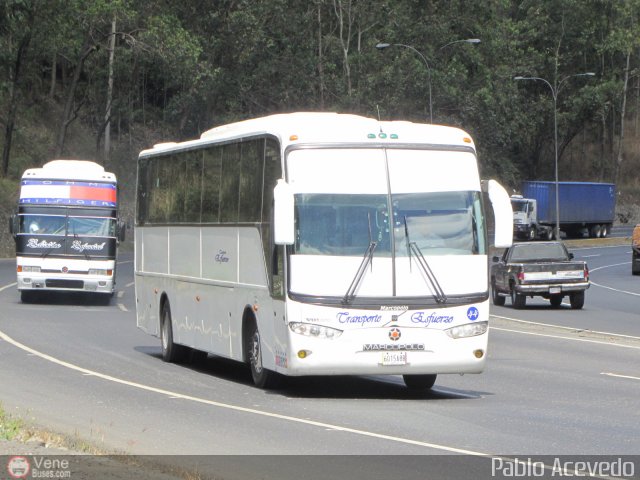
[289,322,343,339]
[445,321,488,339]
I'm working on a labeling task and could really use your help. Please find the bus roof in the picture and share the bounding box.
[139,112,475,157]
[21,160,116,183]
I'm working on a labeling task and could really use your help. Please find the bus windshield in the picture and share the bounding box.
[293,191,485,256]
[19,214,116,237]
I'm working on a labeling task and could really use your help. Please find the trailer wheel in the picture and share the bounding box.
[491,279,505,306]
[570,292,585,310]
[160,300,188,363]
[403,374,437,390]
[545,229,554,241]
[246,319,282,389]
[590,225,602,238]
[601,225,609,238]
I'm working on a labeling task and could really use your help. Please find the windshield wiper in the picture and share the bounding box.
[343,213,377,305]
[404,216,446,304]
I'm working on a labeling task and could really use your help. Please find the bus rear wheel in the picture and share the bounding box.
[246,321,281,389]
[160,301,188,363]
[403,374,437,390]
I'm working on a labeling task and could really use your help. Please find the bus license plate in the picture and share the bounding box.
[381,351,407,366]
[549,287,561,294]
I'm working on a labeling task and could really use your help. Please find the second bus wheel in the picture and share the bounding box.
[246,320,282,389]
[160,301,188,363]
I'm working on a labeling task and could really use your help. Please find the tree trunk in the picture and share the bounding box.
[104,17,116,165]
[49,51,57,99]
[1,8,36,177]
[55,32,96,158]
[614,51,631,185]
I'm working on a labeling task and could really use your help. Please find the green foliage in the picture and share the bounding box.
[0,403,24,441]
[0,0,638,201]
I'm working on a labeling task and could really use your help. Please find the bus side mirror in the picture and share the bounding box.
[273,179,294,245]
[9,214,16,237]
[486,179,513,249]
[117,220,126,242]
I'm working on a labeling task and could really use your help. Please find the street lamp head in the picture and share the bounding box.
[513,76,525,81]
[376,43,391,50]
[466,38,481,44]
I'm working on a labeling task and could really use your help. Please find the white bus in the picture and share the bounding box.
[10,160,124,303]
[135,112,513,390]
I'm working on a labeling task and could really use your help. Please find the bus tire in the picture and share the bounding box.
[403,374,437,390]
[160,301,188,363]
[246,320,281,389]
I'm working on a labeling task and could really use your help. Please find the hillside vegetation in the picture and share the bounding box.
[1,1,640,256]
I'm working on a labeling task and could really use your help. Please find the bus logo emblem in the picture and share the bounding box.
[388,328,401,341]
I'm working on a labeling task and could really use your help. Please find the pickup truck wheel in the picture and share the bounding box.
[511,288,526,309]
[549,295,563,308]
[491,280,505,306]
[570,292,585,310]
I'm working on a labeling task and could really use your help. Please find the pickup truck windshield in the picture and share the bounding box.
[509,243,568,262]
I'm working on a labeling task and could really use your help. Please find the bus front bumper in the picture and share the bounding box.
[18,273,114,294]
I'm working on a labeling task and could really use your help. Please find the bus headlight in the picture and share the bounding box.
[20,266,41,273]
[88,269,113,276]
[445,321,488,339]
[289,322,343,339]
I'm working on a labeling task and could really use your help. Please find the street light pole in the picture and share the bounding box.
[513,72,595,240]
[376,39,480,124]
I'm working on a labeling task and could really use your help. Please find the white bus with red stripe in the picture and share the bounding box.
[10,160,124,302]
[134,113,513,390]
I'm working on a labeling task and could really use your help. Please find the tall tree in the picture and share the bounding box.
[1,0,37,176]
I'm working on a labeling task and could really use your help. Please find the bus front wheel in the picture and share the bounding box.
[246,321,281,389]
[160,301,188,363]
[403,374,437,390]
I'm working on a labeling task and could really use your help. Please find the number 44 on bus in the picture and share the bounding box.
[134,112,513,390]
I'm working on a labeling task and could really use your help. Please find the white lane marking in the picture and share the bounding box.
[590,281,640,297]
[589,261,631,272]
[117,291,124,299]
[581,254,601,258]
[491,314,640,341]
[601,372,640,381]
[118,261,133,265]
[125,282,135,288]
[0,282,17,292]
[117,303,128,312]
[0,328,489,456]
[490,326,640,350]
